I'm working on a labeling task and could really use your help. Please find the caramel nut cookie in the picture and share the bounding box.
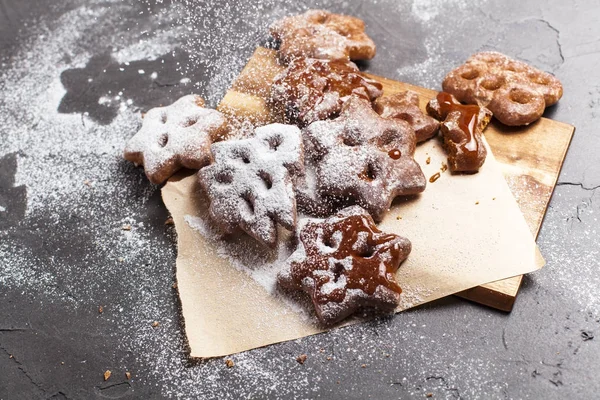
[427,92,493,173]
[271,57,383,127]
[278,205,411,325]
[442,51,563,126]
[198,123,304,247]
[124,95,228,184]
[373,91,440,143]
[303,95,426,221]
[270,9,376,63]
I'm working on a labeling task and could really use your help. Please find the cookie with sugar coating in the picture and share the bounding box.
[270,9,376,63]
[124,95,229,184]
[198,123,304,248]
[278,205,411,325]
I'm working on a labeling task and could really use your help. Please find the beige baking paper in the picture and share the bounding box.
[162,138,544,358]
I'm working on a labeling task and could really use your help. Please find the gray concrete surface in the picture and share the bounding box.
[1,0,598,399]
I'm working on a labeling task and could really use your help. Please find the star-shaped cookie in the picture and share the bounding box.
[124,95,229,184]
[270,9,376,63]
[303,95,426,221]
[278,206,411,325]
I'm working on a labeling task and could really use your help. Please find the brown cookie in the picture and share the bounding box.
[373,91,440,143]
[271,57,383,127]
[270,9,376,63]
[295,157,351,219]
[442,51,563,126]
[278,206,411,325]
[303,95,426,222]
[427,92,493,173]
[124,95,229,184]
[198,123,304,247]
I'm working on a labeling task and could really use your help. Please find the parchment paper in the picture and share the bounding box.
[162,138,544,358]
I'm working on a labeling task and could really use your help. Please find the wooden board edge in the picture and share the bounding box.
[457,124,575,310]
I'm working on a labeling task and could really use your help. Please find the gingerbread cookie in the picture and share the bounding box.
[278,206,411,325]
[124,95,229,184]
[303,95,426,221]
[270,9,376,63]
[271,57,383,127]
[427,92,493,173]
[198,123,304,247]
[373,91,440,143]
[442,51,563,126]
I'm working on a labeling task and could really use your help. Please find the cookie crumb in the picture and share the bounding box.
[492,197,496,200]
[164,217,174,225]
[361,364,367,368]
[151,321,160,328]
[172,282,178,289]
[117,257,124,263]
[98,306,103,314]
[326,356,332,361]
[125,372,131,380]
[441,162,448,172]
[425,156,431,165]
[83,179,91,186]
[61,361,64,365]
[426,393,433,398]
[225,359,235,368]
[296,354,307,364]
[103,370,111,381]
[121,224,131,231]
[429,172,441,183]
[475,201,479,205]
[396,215,402,220]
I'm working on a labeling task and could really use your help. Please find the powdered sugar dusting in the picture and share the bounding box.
[183,214,312,320]
[199,123,304,246]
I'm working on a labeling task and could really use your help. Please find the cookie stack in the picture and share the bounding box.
[123,10,563,325]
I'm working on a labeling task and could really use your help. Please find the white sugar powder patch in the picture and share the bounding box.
[395,0,488,90]
[411,0,473,22]
[184,213,311,322]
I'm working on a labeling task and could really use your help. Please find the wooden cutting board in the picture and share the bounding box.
[217,47,575,312]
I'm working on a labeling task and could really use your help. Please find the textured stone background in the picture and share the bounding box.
[1,0,598,399]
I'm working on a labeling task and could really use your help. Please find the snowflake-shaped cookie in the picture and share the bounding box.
[124,95,229,184]
[198,124,304,247]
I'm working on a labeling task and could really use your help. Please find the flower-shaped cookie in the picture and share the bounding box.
[303,95,426,222]
[278,206,411,325]
[124,95,229,184]
[442,51,563,126]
